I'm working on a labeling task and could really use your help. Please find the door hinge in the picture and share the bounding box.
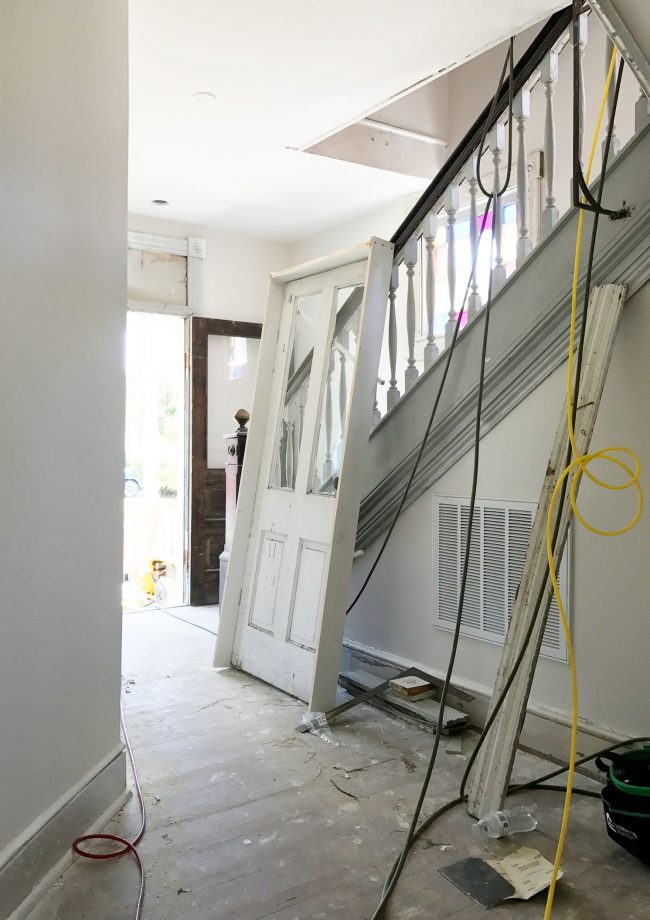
[184,351,191,370]
[183,549,190,569]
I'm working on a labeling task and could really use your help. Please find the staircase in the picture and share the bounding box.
[357,6,650,551]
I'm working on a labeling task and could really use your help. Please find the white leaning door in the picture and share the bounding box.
[214,239,393,710]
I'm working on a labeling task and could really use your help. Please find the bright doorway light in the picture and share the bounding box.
[123,311,187,611]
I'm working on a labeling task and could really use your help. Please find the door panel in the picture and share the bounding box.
[287,541,327,649]
[215,239,393,709]
[249,532,285,632]
[200,469,226,604]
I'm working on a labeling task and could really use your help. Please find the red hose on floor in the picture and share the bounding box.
[72,705,146,919]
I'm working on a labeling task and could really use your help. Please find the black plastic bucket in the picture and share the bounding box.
[597,748,650,866]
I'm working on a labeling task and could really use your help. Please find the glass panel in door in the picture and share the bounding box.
[269,290,322,490]
[310,285,364,494]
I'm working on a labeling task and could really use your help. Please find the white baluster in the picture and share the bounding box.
[444,184,460,347]
[635,86,650,134]
[576,13,588,176]
[286,417,295,489]
[373,382,382,427]
[489,124,507,294]
[386,265,400,410]
[336,333,349,467]
[464,155,482,320]
[294,398,303,472]
[514,90,532,268]
[293,399,301,482]
[604,37,621,159]
[323,353,335,483]
[423,214,439,368]
[541,51,559,238]
[404,238,419,391]
[279,418,288,488]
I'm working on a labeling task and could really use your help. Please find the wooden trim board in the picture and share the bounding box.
[467,284,628,817]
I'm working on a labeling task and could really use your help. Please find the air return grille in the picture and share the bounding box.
[433,496,569,661]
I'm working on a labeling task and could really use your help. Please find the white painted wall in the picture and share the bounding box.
[128,215,291,323]
[0,0,127,861]
[347,282,650,741]
[288,197,417,264]
[207,336,261,467]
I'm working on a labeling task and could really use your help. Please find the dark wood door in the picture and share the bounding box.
[190,317,261,605]
[190,468,226,605]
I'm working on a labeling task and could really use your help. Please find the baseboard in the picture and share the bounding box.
[1,749,127,920]
[341,638,630,770]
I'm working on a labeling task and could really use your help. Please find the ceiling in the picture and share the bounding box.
[128,0,565,242]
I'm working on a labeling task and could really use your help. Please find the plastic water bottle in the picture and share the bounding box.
[473,804,539,839]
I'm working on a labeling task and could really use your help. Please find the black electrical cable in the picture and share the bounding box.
[347,40,515,618]
[476,38,514,200]
[370,185,502,920]
[159,605,218,637]
[459,54,626,805]
[364,45,632,920]
[363,43,517,916]
[380,735,650,879]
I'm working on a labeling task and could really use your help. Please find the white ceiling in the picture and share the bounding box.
[128,0,564,242]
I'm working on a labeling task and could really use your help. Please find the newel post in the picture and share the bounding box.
[219,408,249,606]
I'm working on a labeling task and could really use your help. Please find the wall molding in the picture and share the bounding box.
[1,750,126,920]
[127,230,189,256]
[357,128,650,549]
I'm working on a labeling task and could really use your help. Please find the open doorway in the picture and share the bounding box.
[123,310,188,611]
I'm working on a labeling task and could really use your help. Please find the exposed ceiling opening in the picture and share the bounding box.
[302,20,543,182]
[304,78,451,181]
[128,1,566,241]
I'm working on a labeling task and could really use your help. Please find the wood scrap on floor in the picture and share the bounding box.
[389,675,435,700]
[339,668,468,734]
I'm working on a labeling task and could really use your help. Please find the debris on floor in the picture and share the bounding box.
[389,674,435,701]
[339,667,469,734]
[440,847,563,909]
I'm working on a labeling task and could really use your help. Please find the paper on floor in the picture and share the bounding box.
[486,846,563,900]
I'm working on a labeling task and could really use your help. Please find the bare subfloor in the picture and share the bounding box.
[29,609,648,919]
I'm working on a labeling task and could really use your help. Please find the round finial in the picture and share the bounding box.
[234,408,250,431]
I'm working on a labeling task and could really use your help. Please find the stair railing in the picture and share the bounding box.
[373,6,647,427]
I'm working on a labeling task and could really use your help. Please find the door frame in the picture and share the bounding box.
[189,317,262,605]
[126,230,205,605]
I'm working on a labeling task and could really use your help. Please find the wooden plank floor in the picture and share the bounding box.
[28,609,649,919]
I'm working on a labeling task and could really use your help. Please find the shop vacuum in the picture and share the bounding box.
[597,746,650,865]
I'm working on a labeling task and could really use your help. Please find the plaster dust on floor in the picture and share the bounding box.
[27,608,649,919]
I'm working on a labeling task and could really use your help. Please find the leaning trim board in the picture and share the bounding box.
[467,284,627,818]
[214,239,394,711]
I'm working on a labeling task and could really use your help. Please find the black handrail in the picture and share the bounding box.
[390,5,573,255]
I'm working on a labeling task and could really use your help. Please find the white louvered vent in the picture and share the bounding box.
[433,496,569,662]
